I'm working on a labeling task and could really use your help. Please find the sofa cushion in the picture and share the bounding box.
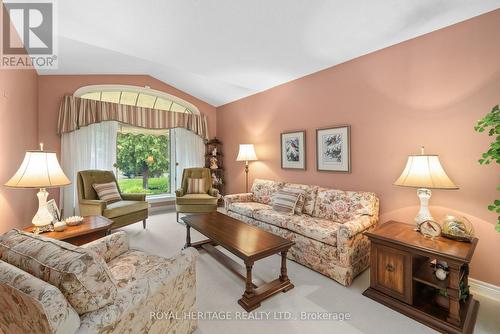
[251,179,284,205]
[283,183,319,215]
[103,200,149,218]
[0,229,117,315]
[175,194,218,205]
[286,216,339,247]
[313,188,377,223]
[252,210,339,246]
[228,202,271,217]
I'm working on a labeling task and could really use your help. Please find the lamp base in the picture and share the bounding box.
[32,188,54,227]
[415,188,434,225]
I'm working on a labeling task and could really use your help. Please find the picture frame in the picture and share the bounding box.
[281,130,306,170]
[46,199,61,223]
[316,125,351,173]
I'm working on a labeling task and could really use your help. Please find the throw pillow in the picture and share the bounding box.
[281,187,307,214]
[93,182,122,203]
[271,188,302,216]
[187,178,206,194]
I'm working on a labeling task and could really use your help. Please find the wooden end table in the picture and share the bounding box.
[182,212,294,312]
[23,215,113,246]
[363,221,479,334]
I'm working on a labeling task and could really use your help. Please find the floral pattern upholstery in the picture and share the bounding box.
[250,179,284,204]
[283,183,319,215]
[313,188,377,223]
[0,231,199,334]
[227,202,271,217]
[0,229,117,315]
[225,179,379,286]
[78,247,198,334]
[223,192,253,210]
[0,260,80,334]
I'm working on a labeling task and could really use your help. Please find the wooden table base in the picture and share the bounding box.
[184,224,294,311]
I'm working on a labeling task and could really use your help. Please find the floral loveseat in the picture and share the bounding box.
[224,179,379,286]
[0,230,198,334]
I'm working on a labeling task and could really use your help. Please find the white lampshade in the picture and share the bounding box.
[5,151,71,188]
[394,154,458,190]
[236,144,258,162]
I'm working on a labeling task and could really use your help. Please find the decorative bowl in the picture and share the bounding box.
[65,216,84,226]
[440,215,474,242]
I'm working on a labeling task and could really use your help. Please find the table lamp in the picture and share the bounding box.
[5,143,71,232]
[236,144,258,192]
[394,147,458,225]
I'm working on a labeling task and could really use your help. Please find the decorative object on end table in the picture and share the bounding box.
[316,125,350,172]
[53,221,67,232]
[418,219,442,238]
[4,143,71,234]
[440,215,475,242]
[394,147,458,226]
[281,130,306,170]
[236,144,258,192]
[65,215,84,226]
[46,199,61,223]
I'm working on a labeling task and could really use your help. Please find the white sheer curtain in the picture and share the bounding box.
[60,121,118,216]
[173,128,205,189]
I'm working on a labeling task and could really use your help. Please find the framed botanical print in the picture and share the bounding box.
[281,130,306,170]
[316,125,351,173]
[46,199,61,223]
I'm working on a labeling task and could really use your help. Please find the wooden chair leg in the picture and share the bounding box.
[176,212,179,223]
[142,220,146,229]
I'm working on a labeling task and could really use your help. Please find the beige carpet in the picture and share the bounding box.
[117,210,500,334]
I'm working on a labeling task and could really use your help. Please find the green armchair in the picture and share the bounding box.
[175,168,219,222]
[77,170,149,229]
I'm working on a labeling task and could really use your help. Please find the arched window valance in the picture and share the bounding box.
[57,95,209,139]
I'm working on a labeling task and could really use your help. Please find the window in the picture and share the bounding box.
[75,85,202,198]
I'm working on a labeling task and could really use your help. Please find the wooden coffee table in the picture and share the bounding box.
[23,215,112,246]
[182,212,294,311]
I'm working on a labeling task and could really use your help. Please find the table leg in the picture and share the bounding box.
[244,261,255,297]
[183,224,191,249]
[280,250,289,282]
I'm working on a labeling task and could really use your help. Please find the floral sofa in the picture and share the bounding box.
[224,179,379,286]
[0,230,198,334]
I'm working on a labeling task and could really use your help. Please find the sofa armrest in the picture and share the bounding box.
[0,261,80,334]
[175,188,185,197]
[79,199,107,216]
[121,193,146,201]
[81,231,129,263]
[209,188,219,198]
[223,193,253,210]
[337,215,378,241]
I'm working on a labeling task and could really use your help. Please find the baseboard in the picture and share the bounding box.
[469,278,500,301]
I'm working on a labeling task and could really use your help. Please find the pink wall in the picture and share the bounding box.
[0,69,39,232]
[217,10,500,285]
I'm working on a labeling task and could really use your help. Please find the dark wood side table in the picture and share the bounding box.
[363,221,479,334]
[23,216,113,246]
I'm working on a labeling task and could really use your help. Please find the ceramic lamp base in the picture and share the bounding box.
[415,188,434,225]
[32,188,54,227]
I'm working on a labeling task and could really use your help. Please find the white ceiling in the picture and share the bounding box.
[39,0,500,106]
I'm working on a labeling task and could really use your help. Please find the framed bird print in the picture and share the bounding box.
[316,125,351,173]
[281,130,306,170]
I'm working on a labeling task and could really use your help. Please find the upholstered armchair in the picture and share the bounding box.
[0,230,198,333]
[175,168,219,222]
[77,170,149,229]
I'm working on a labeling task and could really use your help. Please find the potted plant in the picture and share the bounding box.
[474,105,500,232]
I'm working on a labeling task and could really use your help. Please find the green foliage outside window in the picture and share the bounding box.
[474,105,500,231]
[115,132,169,191]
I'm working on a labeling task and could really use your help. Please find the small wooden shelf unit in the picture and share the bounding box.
[363,221,479,334]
